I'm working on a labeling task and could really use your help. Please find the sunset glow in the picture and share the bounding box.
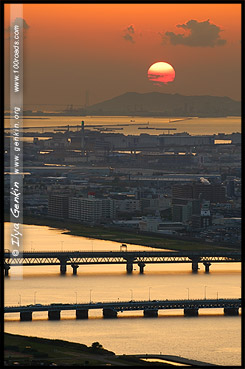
[4,3,241,105]
[148,62,175,85]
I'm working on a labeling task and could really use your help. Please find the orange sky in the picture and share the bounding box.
[4,3,241,108]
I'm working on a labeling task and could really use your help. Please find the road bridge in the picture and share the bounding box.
[4,250,241,276]
[4,298,241,321]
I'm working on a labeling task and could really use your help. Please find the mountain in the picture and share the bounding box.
[85,92,241,117]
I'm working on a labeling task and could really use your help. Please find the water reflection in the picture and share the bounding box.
[4,223,241,366]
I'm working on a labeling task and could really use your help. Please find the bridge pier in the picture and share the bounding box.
[76,309,88,319]
[71,264,79,275]
[126,261,133,274]
[4,264,10,277]
[48,310,61,320]
[59,261,67,275]
[192,261,199,273]
[103,308,117,318]
[203,262,211,273]
[138,262,145,274]
[184,308,199,316]
[144,309,158,318]
[20,312,32,321]
[224,307,239,316]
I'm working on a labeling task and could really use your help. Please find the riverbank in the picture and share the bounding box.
[4,332,159,366]
[5,214,232,252]
[4,333,216,366]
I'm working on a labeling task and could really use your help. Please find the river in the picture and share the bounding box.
[4,223,241,366]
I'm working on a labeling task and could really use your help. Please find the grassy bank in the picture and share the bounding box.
[5,213,231,251]
[4,332,162,366]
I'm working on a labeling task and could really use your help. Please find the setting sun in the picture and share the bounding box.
[148,61,175,85]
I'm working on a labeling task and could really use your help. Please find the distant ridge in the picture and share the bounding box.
[85,92,241,117]
[8,92,240,117]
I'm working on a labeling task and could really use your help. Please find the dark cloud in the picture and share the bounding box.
[123,33,134,43]
[123,24,135,43]
[148,74,162,80]
[165,19,226,47]
[127,25,135,34]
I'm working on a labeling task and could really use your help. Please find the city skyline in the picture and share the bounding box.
[4,3,241,109]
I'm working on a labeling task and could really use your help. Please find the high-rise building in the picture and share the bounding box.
[68,197,81,220]
[172,183,226,203]
[172,184,194,199]
[68,195,115,223]
[48,194,69,219]
[172,202,192,223]
[172,197,201,223]
[200,200,212,227]
[191,200,212,228]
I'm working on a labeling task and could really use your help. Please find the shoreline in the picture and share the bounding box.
[4,214,233,252]
[4,332,147,367]
[4,332,216,366]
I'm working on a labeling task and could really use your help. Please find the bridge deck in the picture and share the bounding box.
[4,250,241,266]
[5,298,241,314]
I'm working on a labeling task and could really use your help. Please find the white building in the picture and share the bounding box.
[139,216,161,232]
[69,196,115,223]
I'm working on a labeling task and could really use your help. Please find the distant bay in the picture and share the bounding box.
[4,115,241,136]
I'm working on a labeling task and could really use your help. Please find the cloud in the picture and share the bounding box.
[127,25,135,34]
[123,33,134,43]
[148,74,161,80]
[165,19,226,47]
[122,24,135,43]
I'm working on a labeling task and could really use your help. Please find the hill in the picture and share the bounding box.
[85,92,241,117]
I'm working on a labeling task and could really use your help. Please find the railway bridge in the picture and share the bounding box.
[4,250,241,276]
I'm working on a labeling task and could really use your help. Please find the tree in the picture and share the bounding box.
[91,342,103,350]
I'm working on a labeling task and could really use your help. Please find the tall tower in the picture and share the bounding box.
[81,120,85,153]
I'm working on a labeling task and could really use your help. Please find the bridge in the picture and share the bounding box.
[4,250,241,276]
[4,298,241,321]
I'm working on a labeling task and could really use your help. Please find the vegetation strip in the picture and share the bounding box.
[7,214,233,252]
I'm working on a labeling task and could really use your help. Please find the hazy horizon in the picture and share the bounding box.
[4,90,242,113]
